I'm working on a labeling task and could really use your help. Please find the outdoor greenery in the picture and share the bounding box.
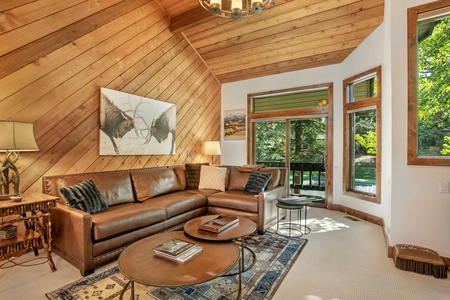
[417,18,450,156]
[255,119,326,163]
[352,109,377,157]
[255,121,286,162]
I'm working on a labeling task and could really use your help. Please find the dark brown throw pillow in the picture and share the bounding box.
[244,171,272,194]
[185,162,209,189]
[59,180,108,214]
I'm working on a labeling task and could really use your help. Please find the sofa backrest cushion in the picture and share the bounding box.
[259,168,280,190]
[185,162,209,189]
[131,168,182,201]
[43,171,135,207]
[173,165,187,190]
[59,180,109,214]
[227,167,252,191]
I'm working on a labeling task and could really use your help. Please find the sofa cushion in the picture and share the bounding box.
[259,168,280,190]
[48,171,135,206]
[244,171,272,194]
[91,203,166,241]
[227,167,252,191]
[185,162,209,189]
[142,190,207,218]
[198,165,227,191]
[173,165,187,190]
[131,168,182,201]
[59,180,108,214]
[207,190,259,213]
[237,165,264,172]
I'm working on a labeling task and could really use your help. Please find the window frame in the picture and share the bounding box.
[343,66,382,203]
[407,1,450,166]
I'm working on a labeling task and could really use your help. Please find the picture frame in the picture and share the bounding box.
[99,88,176,155]
[224,109,246,140]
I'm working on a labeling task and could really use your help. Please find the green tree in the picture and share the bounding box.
[255,121,286,162]
[355,129,377,155]
[255,119,325,163]
[417,19,450,155]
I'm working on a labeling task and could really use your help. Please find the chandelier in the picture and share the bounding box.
[198,0,273,20]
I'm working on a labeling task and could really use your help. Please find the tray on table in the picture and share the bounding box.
[197,215,239,233]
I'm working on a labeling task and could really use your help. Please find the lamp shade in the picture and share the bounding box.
[203,141,221,156]
[0,121,39,151]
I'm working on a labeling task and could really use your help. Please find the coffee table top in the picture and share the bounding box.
[118,231,239,287]
[184,215,256,241]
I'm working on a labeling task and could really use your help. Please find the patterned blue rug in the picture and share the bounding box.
[46,232,307,300]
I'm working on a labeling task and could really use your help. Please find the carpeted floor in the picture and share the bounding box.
[46,232,307,300]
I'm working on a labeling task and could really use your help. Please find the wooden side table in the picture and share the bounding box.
[0,193,59,272]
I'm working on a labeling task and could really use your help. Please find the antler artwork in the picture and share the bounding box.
[130,100,176,154]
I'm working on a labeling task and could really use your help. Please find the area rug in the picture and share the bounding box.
[46,232,307,300]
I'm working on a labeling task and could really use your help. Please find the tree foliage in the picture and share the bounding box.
[417,18,450,155]
[255,119,325,163]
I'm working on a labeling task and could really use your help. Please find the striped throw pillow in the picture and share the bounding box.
[59,180,108,214]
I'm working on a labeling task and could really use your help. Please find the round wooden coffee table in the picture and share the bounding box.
[118,231,239,299]
[184,215,257,299]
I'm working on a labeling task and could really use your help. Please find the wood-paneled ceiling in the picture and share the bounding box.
[156,0,384,83]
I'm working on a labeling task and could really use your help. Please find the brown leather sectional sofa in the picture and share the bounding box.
[42,165,288,275]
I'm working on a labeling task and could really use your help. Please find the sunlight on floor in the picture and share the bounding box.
[306,217,350,234]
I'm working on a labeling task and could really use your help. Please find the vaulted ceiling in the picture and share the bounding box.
[155,0,385,83]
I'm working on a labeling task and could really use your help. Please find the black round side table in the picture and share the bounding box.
[276,197,312,237]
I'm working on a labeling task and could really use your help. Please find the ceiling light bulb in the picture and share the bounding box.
[231,0,242,19]
[210,0,221,14]
[251,1,263,13]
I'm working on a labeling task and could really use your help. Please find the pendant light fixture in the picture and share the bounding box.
[198,0,273,20]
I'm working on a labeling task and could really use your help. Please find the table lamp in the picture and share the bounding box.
[0,121,39,198]
[203,141,221,164]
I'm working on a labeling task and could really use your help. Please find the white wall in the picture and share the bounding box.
[389,0,450,257]
[222,0,450,257]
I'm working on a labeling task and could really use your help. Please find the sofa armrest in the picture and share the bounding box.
[51,204,94,275]
[257,185,287,232]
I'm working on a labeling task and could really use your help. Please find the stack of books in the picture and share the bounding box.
[153,238,203,263]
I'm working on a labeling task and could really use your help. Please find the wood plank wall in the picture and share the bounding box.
[0,0,221,194]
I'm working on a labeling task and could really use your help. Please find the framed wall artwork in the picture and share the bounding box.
[99,88,176,155]
[224,109,246,140]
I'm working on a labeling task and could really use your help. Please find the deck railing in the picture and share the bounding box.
[257,161,326,191]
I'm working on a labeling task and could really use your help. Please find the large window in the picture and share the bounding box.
[248,84,333,203]
[343,67,381,203]
[408,1,450,165]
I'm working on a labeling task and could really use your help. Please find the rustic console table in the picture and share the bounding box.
[0,193,59,271]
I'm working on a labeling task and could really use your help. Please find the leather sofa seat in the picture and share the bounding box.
[142,191,207,219]
[207,190,259,213]
[91,203,166,241]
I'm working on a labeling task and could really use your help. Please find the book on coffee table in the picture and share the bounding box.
[154,244,203,263]
[153,238,196,256]
[197,214,239,233]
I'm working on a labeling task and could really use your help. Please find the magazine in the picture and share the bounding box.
[152,238,195,256]
[154,245,203,263]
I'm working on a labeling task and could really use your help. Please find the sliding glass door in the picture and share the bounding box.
[254,117,327,203]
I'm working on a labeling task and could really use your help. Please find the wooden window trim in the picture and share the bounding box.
[343,66,382,203]
[407,1,450,166]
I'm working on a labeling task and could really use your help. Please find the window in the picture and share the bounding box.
[343,67,381,203]
[408,1,450,165]
[247,84,333,203]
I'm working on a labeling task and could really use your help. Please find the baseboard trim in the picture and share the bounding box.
[328,204,383,226]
